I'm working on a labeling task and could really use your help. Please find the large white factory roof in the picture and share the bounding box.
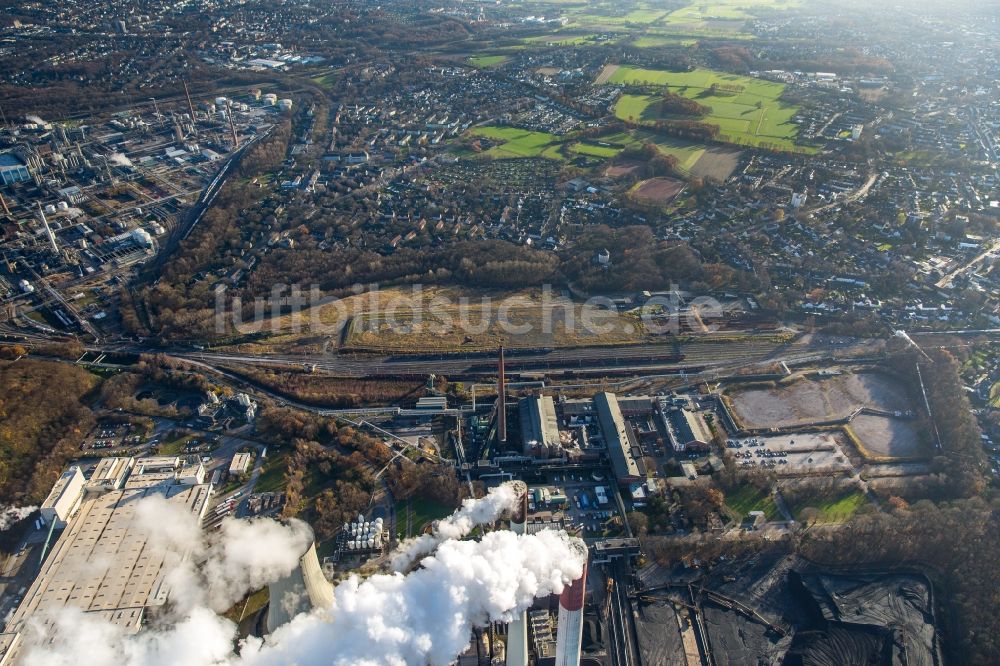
[0,457,211,664]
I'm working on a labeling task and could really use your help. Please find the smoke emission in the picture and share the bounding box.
[390,481,519,571]
[0,505,37,532]
[18,487,587,666]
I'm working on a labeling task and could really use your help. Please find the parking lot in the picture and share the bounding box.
[727,433,852,475]
[527,471,624,539]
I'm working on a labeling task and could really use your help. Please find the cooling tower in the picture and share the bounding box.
[266,540,334,633]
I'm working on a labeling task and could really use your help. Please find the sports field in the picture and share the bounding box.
[467,126,565,160]
[568,141,622,158]
[605,66,808,151]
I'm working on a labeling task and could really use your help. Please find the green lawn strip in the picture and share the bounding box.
[254,450,290,493]
[394,496,454,537]
[469,55,509,68]
[791,489,867,524]
[724,485,780,521]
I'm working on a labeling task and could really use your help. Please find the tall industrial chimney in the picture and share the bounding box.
[227,101,240,150]
[506,481,529,666]
[497,344,507,445]
[555,560,588,666]
[37,204,58,254]
[183,81,197,123]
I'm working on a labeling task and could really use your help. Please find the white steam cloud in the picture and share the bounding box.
[240,529,586,666]
[0,505,37,532]
[390,481,520,571]
[18,486,587,666]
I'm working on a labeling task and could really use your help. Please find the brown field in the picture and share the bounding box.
[605,161,643,178]
[728,372,911,429]
[688,146,742,182]
[595,64,621,85]
[847,414,926,459]
[344,290,651,351]
[632,177,685,203]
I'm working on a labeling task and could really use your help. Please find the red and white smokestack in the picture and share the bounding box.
[506,481,529,666]
[497,345,507,444]
[555,560,588,666]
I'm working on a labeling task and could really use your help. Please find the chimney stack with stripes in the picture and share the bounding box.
[505,481,529,666]
[555,559,588,666]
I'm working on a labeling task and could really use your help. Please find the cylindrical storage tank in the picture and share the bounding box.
[57,201,69,211]
[215,96,228,107]
[277,99,293,112]
[263,93,277,105]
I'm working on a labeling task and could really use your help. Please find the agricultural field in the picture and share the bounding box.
[467,126,565,160]
[662,0,800,34]
[600,129,742,181]
[630,177,686,204]
[521,32,611,46]
[605,66,809,151]
[631,35,698,48]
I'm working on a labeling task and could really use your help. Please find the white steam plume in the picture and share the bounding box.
[131,494,314,614]
[390,481,519,571]
[239,529,587,666]
[19,486,588,666]
[0,505,37,531]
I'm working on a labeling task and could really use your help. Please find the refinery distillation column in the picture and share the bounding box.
[555,559,588,666]
[506,481,529,666]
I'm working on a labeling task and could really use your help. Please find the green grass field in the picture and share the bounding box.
[396,497,454,538]
[469,55,509,68]
[522,33,604,46]
[725,485,780,521]
[608,67,810,152]
[664,0,799,25]
[468,126,565,159]
[254,451,289,493]
[791,489,867,524]
[632,35,697,48]
[568,141,622,158]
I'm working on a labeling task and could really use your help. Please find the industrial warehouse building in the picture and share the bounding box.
[519,395,561,457]
[0,153,30,186]
[0,457,211,665]
[594,392,645,485]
